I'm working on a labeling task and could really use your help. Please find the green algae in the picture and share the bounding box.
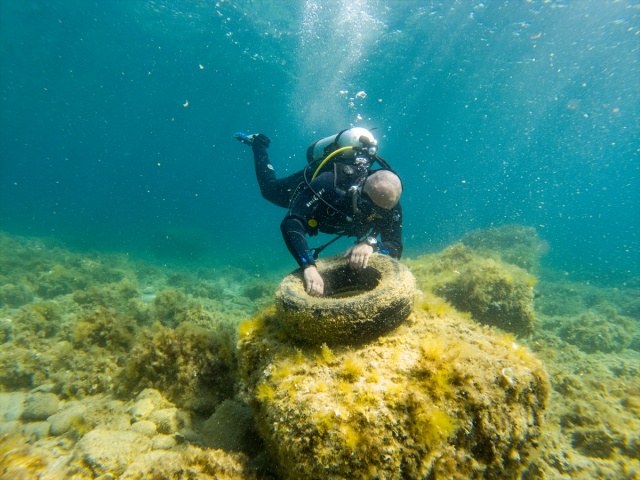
[239,306,550,479]
[118,322,237,415]
[0,229,638,479]
[0,283,34,308]
[461,224,547,273]
[406,243,537,335]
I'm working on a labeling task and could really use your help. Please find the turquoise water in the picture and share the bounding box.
[1,0,638,281]
[1,3,639,477]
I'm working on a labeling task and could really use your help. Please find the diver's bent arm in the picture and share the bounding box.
[281,217,316,268]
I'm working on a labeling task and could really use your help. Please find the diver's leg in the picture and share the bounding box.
[253,144,304,208]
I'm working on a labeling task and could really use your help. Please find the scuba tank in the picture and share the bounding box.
[306,128,378,164]
[304,127,397,183]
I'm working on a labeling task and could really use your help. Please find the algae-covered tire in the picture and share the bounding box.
[275,254,416,345]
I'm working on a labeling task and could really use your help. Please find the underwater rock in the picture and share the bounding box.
[118,323,236,415]
[622,297,640,319]
[201,399,258,453]
[0,316,12,343]
[72,279,139,310]
[12,300,63,339]
[239,305,550,479]
[124,389,189,438]
[127,419,157,438]
[407,244,536,335]
[118,446,257,480]
[151,433,177,450]
[128,398,157,421]
[33,263,90,299]
[48,402,87,436]
[152,288,188,327]
[557,310,634,353]
[521,333,640,477]
[126,388,174,421]
[0,283,34,308]
[241,280,276,302]
[72,306,135,351]
[75,429,152,477]
[535,281,586,316]
[0,391,26,421]
[21,392,59,421]
[460,224,546,273]
[2,230,637,479]
[571,427,617,459]
[0,430,68,477]
[0,420,22,436]
[166,272,226,300]
[148,407,184,434]
[78,397,129,433]
[22,420,50,440]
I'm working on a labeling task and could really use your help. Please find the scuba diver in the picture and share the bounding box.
[235,127,403,297]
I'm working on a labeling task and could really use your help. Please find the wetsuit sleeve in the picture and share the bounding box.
[280,174,334,268]
[281,217,316,268]
[378,203,403,259]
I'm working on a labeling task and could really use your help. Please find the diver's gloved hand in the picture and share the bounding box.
[234,132,270,149]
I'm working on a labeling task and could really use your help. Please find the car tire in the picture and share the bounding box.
[275,254,416,345]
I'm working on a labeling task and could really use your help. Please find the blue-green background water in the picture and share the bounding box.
[1,0,638,282]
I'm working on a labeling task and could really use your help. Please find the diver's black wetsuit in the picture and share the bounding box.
[252,142,403,268]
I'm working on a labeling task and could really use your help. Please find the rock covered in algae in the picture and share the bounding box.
[406,243,537,335]
[117,446,258,480]
[75,428,152,477]
[117,322,237,415]
[238,303,550,479]
[460,224,547,273]
[0,388,257,480]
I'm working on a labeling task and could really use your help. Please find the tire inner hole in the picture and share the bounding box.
[323,265,381,298]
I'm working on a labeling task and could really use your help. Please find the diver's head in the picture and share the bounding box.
[362,170,403,211]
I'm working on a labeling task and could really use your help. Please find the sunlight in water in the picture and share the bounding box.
[295,0,385,131]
